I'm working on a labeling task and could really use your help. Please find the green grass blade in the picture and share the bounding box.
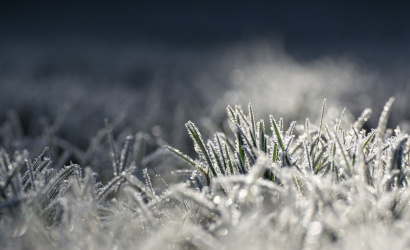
[186,121,217,177]
[270,116,290,166]
[270,116,285,151]
[208,142,225,175]
[363,129,377,150]
[216,134,228,174]
[224,144,234,174]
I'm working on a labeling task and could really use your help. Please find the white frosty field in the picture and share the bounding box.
[1,40,410,249]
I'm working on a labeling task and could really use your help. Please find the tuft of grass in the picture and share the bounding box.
[2,98,410,249]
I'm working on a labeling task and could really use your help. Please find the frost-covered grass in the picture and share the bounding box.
[1,97,410,249]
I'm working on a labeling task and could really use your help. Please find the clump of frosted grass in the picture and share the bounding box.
[1,99,410,249]
[166,99,410,249]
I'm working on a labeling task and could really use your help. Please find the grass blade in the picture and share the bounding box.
[186,121,217,177]
[376,97,395,141]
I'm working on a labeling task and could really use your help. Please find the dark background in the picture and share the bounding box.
[2,1,410,60]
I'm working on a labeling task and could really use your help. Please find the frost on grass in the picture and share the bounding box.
[2,100,410,249]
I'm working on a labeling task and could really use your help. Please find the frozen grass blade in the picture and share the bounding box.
[337,107,346,133]
[236,105,251,128]
[235,123,256,159]
[209,142,225,175]
[236,151,247,174]
[47,164,78,202]
[165,146,202,170]
[390,137,408,188]
[318,99,326,138]
[377,97,395,141]
[1,148,12,172]
[286,121,297,138]
[119,135,135,173]
[354,108,372,130]
[303,141,313,172]
[257,120,267,153]
[234,115,246,164]
[305,118,311,142]
[270,116,285,152]
[333,128,352,176]
[216,134,228,174]
[312,145,327,174]
[363,129,377,150]
[270,116,290,166]
[21,147,49,186]
[272,142,278,163]
[142,168,156,196]
[186,121,217,178]
[24,153,36,192]
[224,144,234,174]
[248,104,257,147]
[97,175,125,202]
[226,105,237,126]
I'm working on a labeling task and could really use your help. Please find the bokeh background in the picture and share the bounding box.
[2,1,410,156]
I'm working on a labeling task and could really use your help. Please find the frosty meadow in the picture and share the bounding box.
[1,97,410,249]
[2,2,410,249]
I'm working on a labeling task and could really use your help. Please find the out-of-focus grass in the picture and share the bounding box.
[3,39,410,188]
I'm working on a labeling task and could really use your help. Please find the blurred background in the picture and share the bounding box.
[1,1,410,164]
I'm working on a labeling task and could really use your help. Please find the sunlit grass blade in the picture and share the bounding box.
[186,121,217,177]
[354,108,372,130]
[337,107,346,133]
[318,99,326,138]
[286,121,297,138]
[377,97,395,141]
[248,104,257,147]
